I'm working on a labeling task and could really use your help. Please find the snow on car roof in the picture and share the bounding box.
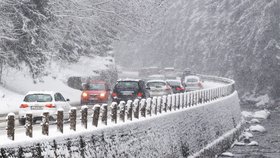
[147,80,166,83]
[117,78,141,82]
[185,75,200,79]
[26,91,55,95]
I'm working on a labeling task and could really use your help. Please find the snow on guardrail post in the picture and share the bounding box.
[119,101,126,122]
[146,98,152,116]
[25,113,33,138]
[81,105,88,129]
[42,111,49,136]
[152,97,157,115]
[171,94,176,110]
[133,99,140,119]
[179,93,183,109]
[183,92,187,108]
[101,104,108,125]
[191,92,194,106]
[92,104,100,127]
[6,113,15,140]
[199,90,203,104]
[140,99,146,117]
[57,109,64,133]
[70,107,77,131]
[126,100,133,121]
[157,97,162,113]
[195,91,198,105]
[110,102,118,124]
[175,93,179,110]
[162,95,167,112]
[167,94,172,111]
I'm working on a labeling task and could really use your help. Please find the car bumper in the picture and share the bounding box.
[18,109,57,119]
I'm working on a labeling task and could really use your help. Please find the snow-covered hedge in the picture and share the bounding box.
[0,92,242,157]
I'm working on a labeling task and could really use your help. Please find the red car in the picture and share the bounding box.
[80,81,110,105]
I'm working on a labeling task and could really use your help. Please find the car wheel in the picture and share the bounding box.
[18,118,26,125]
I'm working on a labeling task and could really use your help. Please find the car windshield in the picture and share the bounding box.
[147,82,166,87]
[84,83,106,90]
[167,81,181,86]
[116,81,139,90]
[24,94,53,102]
[186,78,198,82]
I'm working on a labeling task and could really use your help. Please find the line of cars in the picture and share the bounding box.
[17,74,203,125]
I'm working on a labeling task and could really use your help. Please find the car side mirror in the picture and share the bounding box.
[66,99,70,102]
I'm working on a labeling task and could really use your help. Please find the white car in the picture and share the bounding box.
[184,76,203,91]
[146,80,173,97]
[18,91,71,125]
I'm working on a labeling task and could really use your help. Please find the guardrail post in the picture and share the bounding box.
[92,104,100,127]
[180,93,183,109]
[101,104,108,125]
[198,91,201,104]
[42,111,49,136]
[126,100,133,120]
[81,105,88,129]
[162,96,167,112]
[70,107,77,131]
[183,92,187,108]
[7,113,15,140]
[133,99,140,119]
[146,98,152,116]
[157,97,162,113]
[167,94,172,111]
[172,94,176,110]
[195,92,198,105]
[140,99,146,117]
[57,109,64,133]
[25,113,32,138]
[152,97,157,115]
[110,102,118,124]
[119,101,126,122]
[175,94,179,110]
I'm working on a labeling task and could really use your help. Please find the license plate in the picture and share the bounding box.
[31,106,43,110]
[122,91,133,95]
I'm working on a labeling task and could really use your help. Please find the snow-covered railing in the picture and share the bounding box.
[5,75,235,141]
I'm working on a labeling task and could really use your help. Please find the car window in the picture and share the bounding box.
[167,81,181,86]
[24,94,52,102]
[116,81,139,90]
[84,83,106,90]
[186,78,198,82]
[54,93,66,102]
[147,82,166,87]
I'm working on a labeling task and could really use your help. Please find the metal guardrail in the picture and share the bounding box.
[5,75,235,141]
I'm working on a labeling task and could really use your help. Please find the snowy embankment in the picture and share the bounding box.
[0,56,113,114]
[0,91,242,157]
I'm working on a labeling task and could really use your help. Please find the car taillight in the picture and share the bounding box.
[112,92,117,97]
[100,92,106,98]
[82,92,88,98]
[45,104,56,108]
[137,92,143,97]
[20,104,29,108]
[176,87,183,91]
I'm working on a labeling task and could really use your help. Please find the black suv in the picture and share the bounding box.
[111,79,150,103]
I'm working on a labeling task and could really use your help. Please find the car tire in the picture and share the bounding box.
[19,118,26,125]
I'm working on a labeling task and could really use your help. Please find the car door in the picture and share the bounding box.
[54,93,70,118]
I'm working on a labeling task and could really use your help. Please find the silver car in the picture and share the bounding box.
[184,76,203,91]
[146,80,173,97]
